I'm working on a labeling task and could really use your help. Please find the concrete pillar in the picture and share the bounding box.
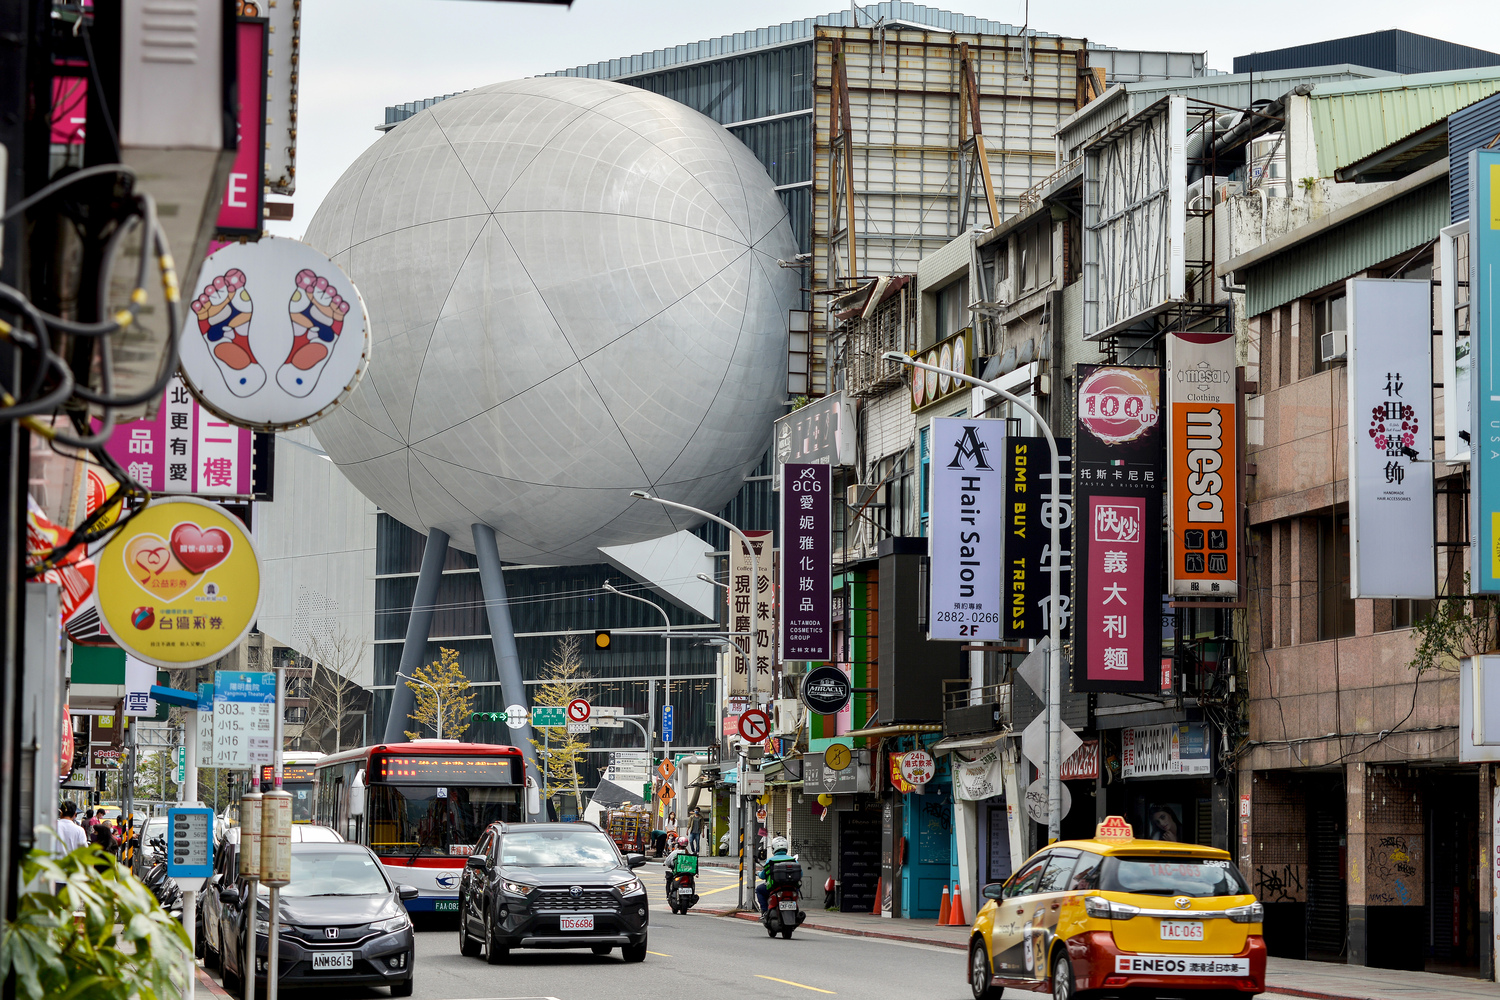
[954,796,979,921]
[1347,762,1367,966]
[471,524,542,818]
[381,528,449,743]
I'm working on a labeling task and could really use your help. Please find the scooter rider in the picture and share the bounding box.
[663,835,690,892]
[755,836,793,912]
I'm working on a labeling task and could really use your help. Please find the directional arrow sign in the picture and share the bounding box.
[531,705,566,728]
[566,698,591,723]
[738,708,771,743]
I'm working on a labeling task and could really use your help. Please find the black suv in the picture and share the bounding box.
[456,822,649,963]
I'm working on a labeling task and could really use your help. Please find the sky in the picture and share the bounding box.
[268,0,1500,241]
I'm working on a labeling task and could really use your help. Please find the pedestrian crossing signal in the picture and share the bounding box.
[594,630,612,651]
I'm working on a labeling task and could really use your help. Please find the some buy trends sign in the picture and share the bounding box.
[930,417,1004,641]
[1074,365,1163,693]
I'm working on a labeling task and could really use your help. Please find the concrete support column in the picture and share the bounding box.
[472,523,543,819]
[953,797,979,920]
[381,529,449,743]
[1347,762,1368,967]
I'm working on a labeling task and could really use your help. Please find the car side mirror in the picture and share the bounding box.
[465,854,488,870]
[396,885,420,901]
[626,854,646,869]
[219,887,241,906]
[982,883,1005,901]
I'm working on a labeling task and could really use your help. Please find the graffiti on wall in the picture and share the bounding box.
[1253,863,1306,903]
[1366,834,1423,906]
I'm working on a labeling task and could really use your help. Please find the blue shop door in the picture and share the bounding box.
[902,787,953,919]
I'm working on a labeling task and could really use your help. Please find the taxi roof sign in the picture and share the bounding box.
[1096,816,1134,841]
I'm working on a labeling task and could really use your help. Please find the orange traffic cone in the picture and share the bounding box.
[936,884,951,925]
[947,884,967,925]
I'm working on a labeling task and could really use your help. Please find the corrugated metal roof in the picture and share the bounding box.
[1310,67,1500,176]
[1449,91,1500,222]
[1235,30,1500,77]
[1244,177,1447,316]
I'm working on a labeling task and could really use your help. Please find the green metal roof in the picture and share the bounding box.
[1244,177,1446,316]
[1311,66,1500,176]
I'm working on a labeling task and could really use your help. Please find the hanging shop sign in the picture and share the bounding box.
[96,498,262,668]
[953,746,1004,801]
[178,236,371,431]
[727,530,775,696]
[1059,739,1100,781]
[1073,365,1163,694]
[216,18,268,237]
[899,750,936,785]
[773,391,856,489]
[1472,148,1500,593]
[800,664,853,715]
[103,376,255,496]
[1347,279,1436,599]
[1003,436,1072,639]
[1120,723,1210,778]
[1166,332,1239,597]
[930,416,1005,641]
[780,463,832,661]
[911,327,975,411]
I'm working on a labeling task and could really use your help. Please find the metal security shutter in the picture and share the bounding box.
[1305,799,1346,955]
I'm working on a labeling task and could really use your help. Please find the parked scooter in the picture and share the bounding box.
[761,857,805,940]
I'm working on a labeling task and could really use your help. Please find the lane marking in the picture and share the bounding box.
[696,883,741,896]
[646,950,672,957]
[756,975,836,994]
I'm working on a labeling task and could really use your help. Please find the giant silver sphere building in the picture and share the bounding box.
[303,78,800,563]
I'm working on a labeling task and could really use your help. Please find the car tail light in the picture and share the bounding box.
[1103,976,1128,987]
[1084,895,1139,920]
[1226,902,1263,923]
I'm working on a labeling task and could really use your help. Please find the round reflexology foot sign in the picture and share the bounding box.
[179,237,371,431]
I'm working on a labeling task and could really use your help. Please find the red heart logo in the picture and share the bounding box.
[169,523,233,574]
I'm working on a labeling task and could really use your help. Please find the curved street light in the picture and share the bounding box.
[602,581,673,757]
[882,349,1066,846]
[396,671,443,741]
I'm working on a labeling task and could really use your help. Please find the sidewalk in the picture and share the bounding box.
[694,907,1500,1000]
[195,964,230,998]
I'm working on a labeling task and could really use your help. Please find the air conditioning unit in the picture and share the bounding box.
[773,699,802,736]
[1320,329,1347,362]
[846,484,885,508]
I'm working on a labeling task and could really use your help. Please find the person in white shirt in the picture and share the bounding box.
[56,800,88,853]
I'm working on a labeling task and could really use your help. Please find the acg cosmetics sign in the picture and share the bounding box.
[1166,333,1238,597]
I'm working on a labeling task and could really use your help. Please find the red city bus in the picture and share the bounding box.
[314,740,536,912]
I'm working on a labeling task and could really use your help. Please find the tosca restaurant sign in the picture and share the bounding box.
[929,417,1004,641]
[780,463,832,660]
[1074,365,1163,694]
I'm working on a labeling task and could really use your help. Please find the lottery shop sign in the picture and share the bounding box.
[96,498,262,668]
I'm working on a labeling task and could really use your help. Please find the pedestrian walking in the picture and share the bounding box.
[688,808,704,855]
[56,801,87,853]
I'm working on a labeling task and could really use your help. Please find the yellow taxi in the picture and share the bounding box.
[968,816,1265,999]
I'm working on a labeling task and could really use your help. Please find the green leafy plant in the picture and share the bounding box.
[0,840,191,1000]
[1409,575,1500,674]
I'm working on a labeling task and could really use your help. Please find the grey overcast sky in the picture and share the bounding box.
[269,0,1499,240]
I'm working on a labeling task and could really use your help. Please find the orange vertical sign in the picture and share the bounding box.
[1166,333,1239,597]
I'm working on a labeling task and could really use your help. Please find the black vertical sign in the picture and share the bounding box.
[1004,437,1072,640]
[1073,364,1165,694]
[780,463,832,661]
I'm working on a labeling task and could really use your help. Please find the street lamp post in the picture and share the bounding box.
[602,582,673,828]
[629,490,762,908]
[396,672,443,741]
[883,350,1067,845]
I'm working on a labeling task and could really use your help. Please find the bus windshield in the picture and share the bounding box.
[367,784,523,858]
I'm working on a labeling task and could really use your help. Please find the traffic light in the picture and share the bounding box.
[593,630,612,651]
[471,712,504,722]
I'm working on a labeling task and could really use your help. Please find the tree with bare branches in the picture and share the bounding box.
[303,626,370,753]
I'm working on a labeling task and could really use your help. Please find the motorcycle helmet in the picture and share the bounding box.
[770,836,790,855]
[676,836,689,848]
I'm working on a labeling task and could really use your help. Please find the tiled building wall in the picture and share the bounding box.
[1358,766,1425,908]
[1248,770,1308,903]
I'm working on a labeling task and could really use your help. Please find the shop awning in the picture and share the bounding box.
[840,723,944,738]
[929,731,1012,757]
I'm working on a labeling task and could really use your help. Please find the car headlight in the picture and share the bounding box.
[616,878,643,896]
[1083,895,1140,920]
[371,914,411,934]
[502,880,534,896]
[1226,902,1263,923]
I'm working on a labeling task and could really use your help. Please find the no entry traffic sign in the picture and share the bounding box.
[738,708,771,743]
[567,698,591,723]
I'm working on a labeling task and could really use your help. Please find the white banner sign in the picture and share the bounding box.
[954,748,1004,801]
[1120,723,1211,778]
[1347,278,1435,599]
[727,531,775,697]
[123,656,157,717]
[929,417,1005,641]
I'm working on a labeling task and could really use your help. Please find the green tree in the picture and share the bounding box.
[404,646,475,741]
[1410,574,1500,674]
[528,636,590,816]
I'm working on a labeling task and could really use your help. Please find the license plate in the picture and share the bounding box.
[433,900,458,912]
[1159,920,1204,941]
[1115,955,1250,976]
[778,900,798,911]
[312,952,353,971]
[559,915,594,931]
